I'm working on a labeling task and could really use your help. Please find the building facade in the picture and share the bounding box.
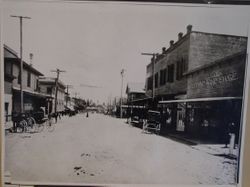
[39,77,66,114]
[4,45,48,115]
[145,25,247,142]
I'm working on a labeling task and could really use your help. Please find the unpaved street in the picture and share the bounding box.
[5,113,237,185]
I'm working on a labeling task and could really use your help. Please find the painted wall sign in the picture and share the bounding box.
[191,71,238,89]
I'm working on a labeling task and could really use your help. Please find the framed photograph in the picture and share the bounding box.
[1,0,250,186]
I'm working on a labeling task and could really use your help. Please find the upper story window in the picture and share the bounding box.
[176,58,186,80]
[27,72,31,87]
[160,68,167,86]
[155,73,159,88]
[36,79,39,91]
[17,71,21,84]
[167,64,174,83]
[47,87,52,95]
[147,76,153,90]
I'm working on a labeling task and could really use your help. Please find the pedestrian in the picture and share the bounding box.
[229,122,237,149]
[86,112,89,118]
[55,112,58,123]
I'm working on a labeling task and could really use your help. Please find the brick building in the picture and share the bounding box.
[145,25,247,142]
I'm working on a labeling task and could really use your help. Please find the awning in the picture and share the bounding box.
[13,86,52,98]
[65,105,75,111]
[131,97,152,102]
[126,105,146,108]
[159,96,242,104]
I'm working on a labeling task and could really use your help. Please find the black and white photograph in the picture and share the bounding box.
[2,0,250,186]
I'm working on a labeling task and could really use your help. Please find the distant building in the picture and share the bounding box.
[126,82,146,102]
[39,77,66,113]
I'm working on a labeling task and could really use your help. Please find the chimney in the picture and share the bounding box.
[29,53,33,66]
[178,32,183,40]
[187,25,192,34]
[162,47,166,54]
[170,40,174,47]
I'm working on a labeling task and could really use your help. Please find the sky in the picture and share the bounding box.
[2,0,250,103]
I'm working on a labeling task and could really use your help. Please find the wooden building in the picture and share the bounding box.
[39,77,66,114]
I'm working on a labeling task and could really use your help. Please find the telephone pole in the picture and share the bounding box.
[11,15,31,113]
[120,69,125,118]
[51,69,66,113]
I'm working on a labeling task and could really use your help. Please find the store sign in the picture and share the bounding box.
[191,71,238,89]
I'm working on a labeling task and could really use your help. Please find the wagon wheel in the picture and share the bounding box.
[26,117,36,133]
[16,120,26,133]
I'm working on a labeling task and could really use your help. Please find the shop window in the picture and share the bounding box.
[155,73,158,88]
[167,64,174,83]
[27,72,31,87]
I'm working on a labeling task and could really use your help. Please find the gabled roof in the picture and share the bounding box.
[39,77,66,89]
[126,82,145,94]
[4,45,44,76]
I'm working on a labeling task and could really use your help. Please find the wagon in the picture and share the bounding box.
[142,110,161,134]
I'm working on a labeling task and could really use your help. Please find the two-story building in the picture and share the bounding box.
[39,77,66,114]
[126,82,146,118]
[4,45,48,115]
[4,45,17,123]
[145,25,247,142]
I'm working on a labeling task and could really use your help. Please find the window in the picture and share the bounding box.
[47,87,52,95]
[167,64,174,83]
[147,76,153,90]
[27,72,31,87]
[18,71,21,84]
[155,73,158,88]
[176,58,185,80]
[160,68,167,86]
[36,79,39,91]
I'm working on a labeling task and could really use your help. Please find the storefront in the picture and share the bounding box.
[158,51,246,143]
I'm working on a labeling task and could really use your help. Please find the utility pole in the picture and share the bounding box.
[11,15,31,113]
[51,68,66,113]
[120,69,125,118]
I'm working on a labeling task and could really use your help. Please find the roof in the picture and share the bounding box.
[4,45,44,76]
[147,28,247,67]
[39,77,66,89]
[126,82,145,94]
[4,44,18,58]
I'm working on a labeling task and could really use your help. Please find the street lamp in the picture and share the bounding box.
[120,69,125,118]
